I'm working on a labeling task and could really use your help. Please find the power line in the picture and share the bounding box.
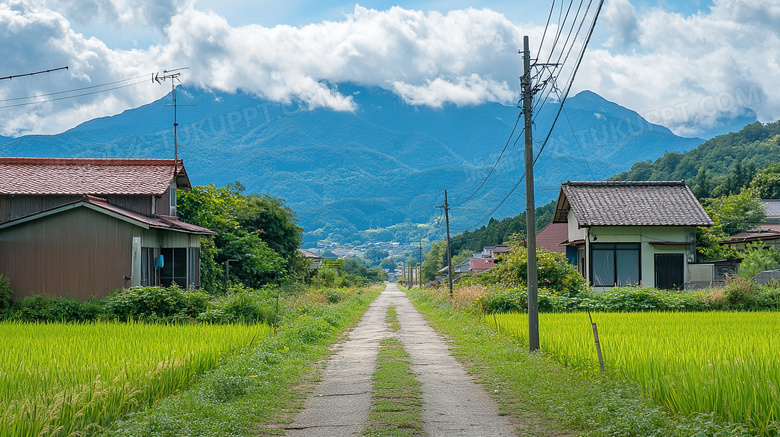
[0,78,149,109]
[534,0,604,166]
[456,118,524,205]
[535,0,556,60]
[0,74,149,103]
[470,0,604,230]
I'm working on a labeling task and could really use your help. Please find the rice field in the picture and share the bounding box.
[0,321,271,437]
[487,312,780,434]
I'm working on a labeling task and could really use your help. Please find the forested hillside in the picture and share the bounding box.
[610,121,780,198]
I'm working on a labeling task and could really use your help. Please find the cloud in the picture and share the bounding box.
[43,0,185,31]
[1,0,779,139]
[575,0,780,136]
[392,75,514,107]
[603,0,638,47]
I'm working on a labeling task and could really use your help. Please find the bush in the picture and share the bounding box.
[0,274,13,317]
[738,242,780,280]
[723,277,773,310]
[103,285,209,322]
[198,285,276,324]
[480,247,586,297]
[12,295,101,322]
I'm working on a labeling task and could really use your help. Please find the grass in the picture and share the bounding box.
[489,311,780,435]
[105,285,382,436]
[407,288,748,436]
[364,306,424,436]
[385,305,400,331]
[0,321,268,437]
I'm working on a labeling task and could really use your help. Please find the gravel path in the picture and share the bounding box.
[286,283,516,436]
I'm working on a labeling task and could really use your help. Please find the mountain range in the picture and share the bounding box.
[0,85,707,245]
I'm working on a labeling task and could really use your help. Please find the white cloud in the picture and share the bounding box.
[603,0,638,47]
[392,75,514,107]
[1,0,779,138]
[575,0,780,136]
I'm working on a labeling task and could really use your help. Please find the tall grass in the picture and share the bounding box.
[487,312,780,435]
[0,320,270,436]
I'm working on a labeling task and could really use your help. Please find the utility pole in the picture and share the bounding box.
[419,239,423,287]
[437,190,453,298]
[522,36,540,352]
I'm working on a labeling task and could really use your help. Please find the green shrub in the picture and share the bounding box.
[475,287,527,313]
[0,274,13,317]
[12,295,101,322]
[723,278,773,310]
[480,247,586,297]
[198,285,275,324]
[103,285,209,322]
[738,242,780,280]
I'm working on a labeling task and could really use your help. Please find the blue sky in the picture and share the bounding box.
[0,0,775,137]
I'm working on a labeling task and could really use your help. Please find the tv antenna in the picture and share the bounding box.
[1,66,68,81]
[153,67,195,163]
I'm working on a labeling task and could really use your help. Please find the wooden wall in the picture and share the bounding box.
[0,195,80,224]
[0,207,134,299]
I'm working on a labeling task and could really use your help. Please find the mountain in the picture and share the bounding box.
[611,120,780,198]
[0,85,704,245]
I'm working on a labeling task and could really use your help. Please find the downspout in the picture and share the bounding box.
[585,226,590,286]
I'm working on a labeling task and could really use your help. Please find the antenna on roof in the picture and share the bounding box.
[154,67,195,170]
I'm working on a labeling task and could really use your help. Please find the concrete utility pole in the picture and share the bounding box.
[522,36,540,352]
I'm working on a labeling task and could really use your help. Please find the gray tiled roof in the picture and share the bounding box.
[761,199,780,220]
[554,181,714,227]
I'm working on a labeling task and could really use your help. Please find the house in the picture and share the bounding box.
[553,181,713,290]
[298,248,323,271]
[722,199,780,251]
[535,223,568,255]
[0,158,215,299]
[469,258,495,273]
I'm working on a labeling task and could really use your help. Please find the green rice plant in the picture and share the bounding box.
[487,312,780,435]
[0,320,271,436]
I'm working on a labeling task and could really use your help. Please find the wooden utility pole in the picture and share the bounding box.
[522,35,540,352]
[419,239,423,287]
[443,190,453,297]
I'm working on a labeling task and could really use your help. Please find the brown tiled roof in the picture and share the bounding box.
[535,223,568,254]
[0,157,190,195]
[554,181,713,227]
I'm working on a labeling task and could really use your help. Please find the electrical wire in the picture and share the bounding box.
[534,0,604,166]
[457,116,524,205]
[0,78,149,109]
[0,74,150,103]
[469,0,604,229]
[536,0,556,61]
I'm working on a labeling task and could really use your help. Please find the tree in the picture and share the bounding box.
[420,240,446,282]
[479,246,586,297]
[704,188,765,236]
[696,188,766,261]
[177,183,286,292]
[750,163,780,199]
[362,247,389,267]
[237,194,303,274]
[692,167,712,199]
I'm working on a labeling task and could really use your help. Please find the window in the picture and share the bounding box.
[160,248,187,287]
[141,247,159,286]
[591,243,640,287]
